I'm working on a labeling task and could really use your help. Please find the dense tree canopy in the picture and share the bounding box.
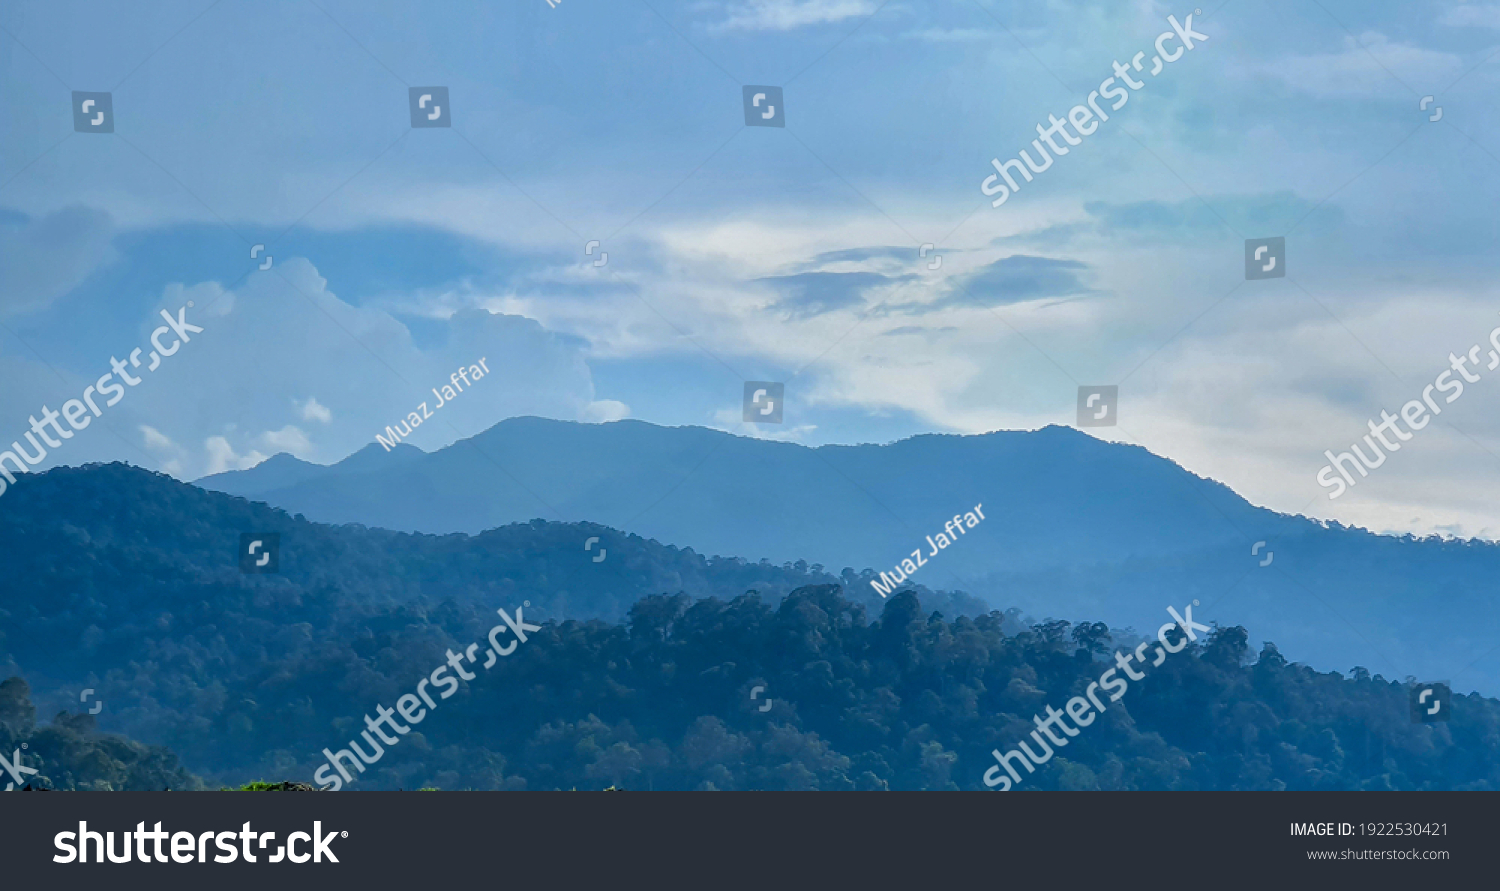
[0,678,203,791]
[1,464,1494,790]
[14,586,1494,791]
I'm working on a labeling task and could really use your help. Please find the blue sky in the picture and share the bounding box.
[6,0,1500,537]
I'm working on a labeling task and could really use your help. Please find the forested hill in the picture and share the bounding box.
[1,462,1493,790]
[0,460,983,635]
[0,462,977,779]
[3,584,1496,790]
[0,678,203,791]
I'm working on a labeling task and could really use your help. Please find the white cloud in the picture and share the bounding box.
[257,425,314,457]
[582,399,631,422]
[139,425,185,476]
[296,396,333,424]
[709,0,875,32]
[204,436,267,475]
[140,425,176,451]
[89,257,606,480]
[711,406,818,441]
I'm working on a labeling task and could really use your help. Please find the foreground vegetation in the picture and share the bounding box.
[4,587,1493,790]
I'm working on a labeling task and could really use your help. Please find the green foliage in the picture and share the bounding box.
[3,464,1497,791]
[8,581,1500,790]
[0,678,204,791]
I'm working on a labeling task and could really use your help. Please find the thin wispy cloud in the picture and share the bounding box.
[707,0,876,32]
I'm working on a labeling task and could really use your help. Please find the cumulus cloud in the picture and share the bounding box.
[582,400,630,422]
[120,259,603,478]
[257,425,314,457]
[140,425,185,476]
[0,253,603,480]
[296,397,333,424]
[140,425,176,451]
[204,436,267,475]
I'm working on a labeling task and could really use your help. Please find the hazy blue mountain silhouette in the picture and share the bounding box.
[201,417,1264,576]
[198,417,1500,696]
[0,462,983,743]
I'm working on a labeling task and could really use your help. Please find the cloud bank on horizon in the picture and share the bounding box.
[4,0,1500,538]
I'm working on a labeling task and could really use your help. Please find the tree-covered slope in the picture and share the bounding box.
[1,463,1493,790]
[0,678,203,791]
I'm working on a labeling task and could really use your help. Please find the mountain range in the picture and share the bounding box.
[199,417,1500,696]
[1,447,1495,788]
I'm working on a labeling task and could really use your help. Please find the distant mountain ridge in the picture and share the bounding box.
[201,417,1264,576]
[198,417,1500,696]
